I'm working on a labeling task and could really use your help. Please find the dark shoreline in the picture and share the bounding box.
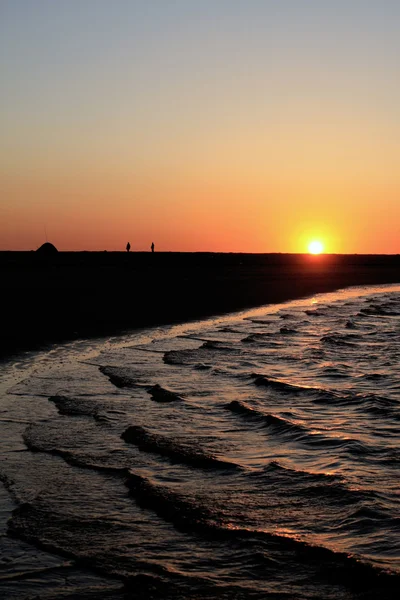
[1,251,399,360]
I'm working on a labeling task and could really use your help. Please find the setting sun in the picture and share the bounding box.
[308,240,324,254]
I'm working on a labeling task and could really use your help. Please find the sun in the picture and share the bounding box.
[308,240,324,254]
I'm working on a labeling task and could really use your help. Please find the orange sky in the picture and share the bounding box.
[1,1,399,253]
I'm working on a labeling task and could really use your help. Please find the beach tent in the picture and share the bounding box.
[36,242,58,255]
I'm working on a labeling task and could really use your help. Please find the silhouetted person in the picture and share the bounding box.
[151,242,155,253]
[126,242,131,252]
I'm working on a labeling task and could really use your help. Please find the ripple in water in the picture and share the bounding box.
[1,285,399,599]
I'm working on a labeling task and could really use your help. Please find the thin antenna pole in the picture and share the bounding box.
[44,226,48,242]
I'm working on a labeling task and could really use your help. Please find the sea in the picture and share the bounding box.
[0,284,399,600]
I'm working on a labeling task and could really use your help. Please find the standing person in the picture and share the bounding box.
[126,242,131,252]
[151,242,155,253]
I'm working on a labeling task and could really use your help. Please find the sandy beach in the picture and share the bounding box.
[1,251,399,359]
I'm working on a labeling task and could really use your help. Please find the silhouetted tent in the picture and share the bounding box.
[36,242,58,256]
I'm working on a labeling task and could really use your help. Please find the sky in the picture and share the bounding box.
[1,0,399,252]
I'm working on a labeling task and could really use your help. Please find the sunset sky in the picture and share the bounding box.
[1,1,399,253]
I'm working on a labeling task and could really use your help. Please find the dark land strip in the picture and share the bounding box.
[1,251,399,359]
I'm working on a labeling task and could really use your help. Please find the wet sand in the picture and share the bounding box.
[1,251,399,359]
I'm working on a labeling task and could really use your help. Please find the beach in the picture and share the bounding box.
[1,283,399,599]
[2,2,400,596]
[1,252,399,359]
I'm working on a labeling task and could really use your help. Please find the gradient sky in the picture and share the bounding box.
[1,0,399,252]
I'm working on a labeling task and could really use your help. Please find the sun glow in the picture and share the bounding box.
[308,240,324,254]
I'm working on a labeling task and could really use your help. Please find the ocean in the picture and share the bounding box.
[1,284,399,599]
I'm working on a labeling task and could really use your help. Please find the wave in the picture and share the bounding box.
[123,473,399,592]
[147,384,183,403]
[163,350,191,366]
[6,502,216,599]
[218,326,246,333]
[245,318,276,325]
[360,304,400,317]
[304,308,330,317]
[125,473,219,533]
[227,374,400,447]
[250,372,398,415]
[243,334,290,348]
[278,312,299,320]
[224,400,307,437]
[342,393,400,423]
[224,400,379,457]
[99,367,183,402]
[362,373,386,381]
[200,340,237,351]
[320,334,357,347]
[7,501,134,580]
[250,462,378,505]
[99,366,140,388]
[48,395,105,420]
[121,425,237,470]
[250,373,336,398]
[259,460,342,483]
[22,427,129,475]
[354,392,398,408]
[279,327,298,335]
[242,329,298,341]
[332,506,398,535]
[224,400,323,443]
[163,348,217,367]
[9,493,397,600]
[319,365,351,378]
[163,342,240,367]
